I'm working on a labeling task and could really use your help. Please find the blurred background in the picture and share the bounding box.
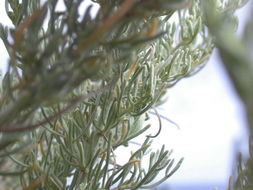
[0,1,252,190]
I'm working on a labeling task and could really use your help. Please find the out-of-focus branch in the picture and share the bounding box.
[202,1,253,189]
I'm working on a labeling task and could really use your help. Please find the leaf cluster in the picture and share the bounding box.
[0,0,220,189]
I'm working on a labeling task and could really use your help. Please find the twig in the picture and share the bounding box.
[147,108,180,138]
[0,82,115,133]
[75,0,137,54]
[146,107,162,138]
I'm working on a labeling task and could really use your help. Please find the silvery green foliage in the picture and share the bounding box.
[0,0,242,189]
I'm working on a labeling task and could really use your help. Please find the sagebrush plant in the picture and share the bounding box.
[0,0,246,189]
[202,0,253,189]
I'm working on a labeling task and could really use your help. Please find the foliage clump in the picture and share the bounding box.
[0,0,247,189]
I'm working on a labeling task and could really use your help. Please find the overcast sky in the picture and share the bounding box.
[0,0,251,188]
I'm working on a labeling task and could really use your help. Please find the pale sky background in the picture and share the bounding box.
[0,0,251,188]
